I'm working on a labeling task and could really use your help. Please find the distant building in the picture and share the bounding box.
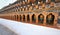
[0,0,60,26]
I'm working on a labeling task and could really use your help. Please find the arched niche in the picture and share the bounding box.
[46,13,55,25]
[20,15,22,21]
[32,14,36,22]
[38,14,44,24]
[14,15,16,20]
[27,15,30,21]
[23,15,25,21]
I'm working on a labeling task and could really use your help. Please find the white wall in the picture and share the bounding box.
[0,18,60,35]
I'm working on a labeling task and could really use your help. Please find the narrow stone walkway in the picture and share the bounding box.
[0,24,17,35]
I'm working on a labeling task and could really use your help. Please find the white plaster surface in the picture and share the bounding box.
[0,18,60,35]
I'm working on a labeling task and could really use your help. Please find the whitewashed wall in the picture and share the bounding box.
[0,18,60,35]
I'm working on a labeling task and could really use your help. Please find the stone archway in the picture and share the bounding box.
[38,14,44,24]
[27,15,30,22]
[46,13,55,25]
[32,14,36,22]
[20,15,22,21]
[23,15,25,21]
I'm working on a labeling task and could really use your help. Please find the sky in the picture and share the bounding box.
[0,0,17,9]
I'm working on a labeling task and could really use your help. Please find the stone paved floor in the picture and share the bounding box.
[0,24,18,35]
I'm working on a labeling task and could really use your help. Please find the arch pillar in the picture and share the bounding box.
[25,15,27,22]
[9,14,11,20]
[19,15,21,21]
[53,13,58,27]
[11,15,13,20]
[22,14,26,22]
[15,12,18,21]
[43,15,46,25]
[16,15,18,21]
[21,14,23,22]
[17,15,20,21]
[18,15,20,21]
[30,14,32,23]
[43,11,47,26]
[36,14,39,24]
[13,15,15,20]
[12,14,14,20]
[14,15,16,21]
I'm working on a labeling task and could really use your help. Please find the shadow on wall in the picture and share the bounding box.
[0,24,18,35]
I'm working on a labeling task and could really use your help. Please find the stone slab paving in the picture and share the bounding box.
[0,24,18,35]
